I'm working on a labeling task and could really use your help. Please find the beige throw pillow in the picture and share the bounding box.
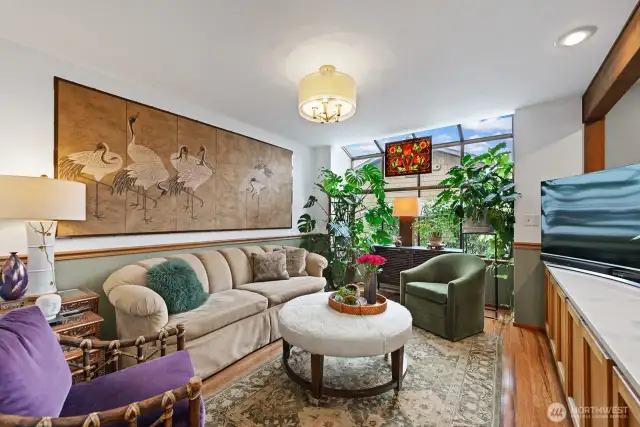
[284,246,308,277]
[252,250,290,282]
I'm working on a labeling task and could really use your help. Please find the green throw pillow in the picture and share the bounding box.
[147,259,209,314]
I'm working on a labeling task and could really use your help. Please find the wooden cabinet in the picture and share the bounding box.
[582,326,614,427]
[545,267,639,427]
[555,278,568,387]
[54,311,105,382]
[0,288,103,383]
[567,300,586,427]
[546,272,568,389]
[612,367,640,427]
[545,269,553,338]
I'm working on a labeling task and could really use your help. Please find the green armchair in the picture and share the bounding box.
[400,253,487,341]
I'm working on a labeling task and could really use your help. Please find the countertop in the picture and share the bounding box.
[546,264,640,396]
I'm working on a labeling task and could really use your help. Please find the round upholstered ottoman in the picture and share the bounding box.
[277,292,412,401]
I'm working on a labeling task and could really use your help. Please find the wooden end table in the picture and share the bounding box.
[1,287,104,382]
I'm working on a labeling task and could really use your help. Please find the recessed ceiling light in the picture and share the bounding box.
[554,26,598,47]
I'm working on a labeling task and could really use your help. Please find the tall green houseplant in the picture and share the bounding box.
[298,164,393,288]
[435,142,521,259]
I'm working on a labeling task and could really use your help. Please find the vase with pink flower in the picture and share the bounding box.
[357,254,386,304]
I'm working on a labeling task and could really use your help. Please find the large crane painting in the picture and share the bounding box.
[54,78,292,237]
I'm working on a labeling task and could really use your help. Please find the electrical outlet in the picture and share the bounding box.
[523,214,540,227]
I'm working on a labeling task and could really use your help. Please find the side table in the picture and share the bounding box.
[0,287,104,382]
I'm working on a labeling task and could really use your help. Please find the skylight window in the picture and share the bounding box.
[343,142,381,157]
[414,124,461,145]
[343,114,513,159]
[461,115,513,140]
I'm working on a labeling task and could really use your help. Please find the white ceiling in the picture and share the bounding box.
[0,0,635,146]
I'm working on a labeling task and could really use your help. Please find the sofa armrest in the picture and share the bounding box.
[108,285,169,339]
[306,252,328,277]
[108,284,167,318]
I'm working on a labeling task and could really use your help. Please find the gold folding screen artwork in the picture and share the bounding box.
[54,78,293,237]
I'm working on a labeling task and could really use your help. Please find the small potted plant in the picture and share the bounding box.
[413,200,455,248]
[357,254,386,304]
[332,284,361,305]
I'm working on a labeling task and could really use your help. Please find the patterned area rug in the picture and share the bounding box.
[205,327,501,426]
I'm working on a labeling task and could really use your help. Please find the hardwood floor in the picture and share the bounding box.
[492,315,570,427]
[202,315,568,427]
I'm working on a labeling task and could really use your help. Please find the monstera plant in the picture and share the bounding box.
[298,164,393,289]
[435,141,521,260]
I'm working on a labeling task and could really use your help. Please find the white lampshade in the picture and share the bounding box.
[0,175,86,221]
[392,197,419,217]
[298,65,356,123]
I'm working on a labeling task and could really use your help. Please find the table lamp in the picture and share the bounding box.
[392,197,419,247]
[0,175,85,297]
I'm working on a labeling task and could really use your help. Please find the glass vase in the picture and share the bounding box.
[0,252,28,301]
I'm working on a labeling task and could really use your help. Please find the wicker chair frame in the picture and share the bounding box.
[0,323,203,427]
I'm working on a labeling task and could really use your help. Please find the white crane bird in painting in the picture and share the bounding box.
[168,145,215,221]
[113,114,170,224]
[239,161,277,219]
[58,142,123,220]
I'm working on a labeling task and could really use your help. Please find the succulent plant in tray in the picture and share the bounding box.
[333,284,360,305]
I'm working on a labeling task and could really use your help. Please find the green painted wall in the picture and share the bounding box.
[513,247,544,326]
[55,237,302,339]
[54,236,516,339]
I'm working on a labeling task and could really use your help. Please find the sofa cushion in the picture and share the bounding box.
[0,306,72,417]
[165,289,268,341]
[237,276,326,307]
[251,250,290,282]
[147,259,209,315]
[194,250,233,293]
[219,248,254,288]
[405,281,449,304]
[283,246,308,277]
[61,350,202,427]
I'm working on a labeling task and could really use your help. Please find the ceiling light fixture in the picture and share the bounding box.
[298,65,356,123]
[554,25,598,47]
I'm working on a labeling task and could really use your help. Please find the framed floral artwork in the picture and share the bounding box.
[384,137,432,177]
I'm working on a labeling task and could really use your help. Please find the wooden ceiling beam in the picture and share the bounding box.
[582,3,640,123]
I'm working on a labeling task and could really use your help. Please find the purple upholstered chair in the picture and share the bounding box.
[0,306,204,427]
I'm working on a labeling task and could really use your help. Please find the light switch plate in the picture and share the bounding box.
[523,214,540,227]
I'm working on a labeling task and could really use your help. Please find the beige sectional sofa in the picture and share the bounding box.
[103,245,327,379]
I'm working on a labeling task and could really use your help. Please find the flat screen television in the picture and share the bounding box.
[541,163,640,284]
